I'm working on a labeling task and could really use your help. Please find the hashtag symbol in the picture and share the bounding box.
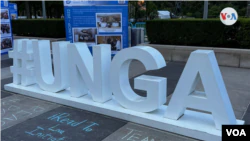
[8,39,36,86]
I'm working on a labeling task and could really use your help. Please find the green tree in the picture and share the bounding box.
[146,1,158,20]
[12,1,64,19]
[151,1,248,18]
[208,5,220,18]
[129,1,139,21]
[182,1,203,18]
[247,1,250,17]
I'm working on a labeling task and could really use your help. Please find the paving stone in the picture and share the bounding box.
[1,54,10,60]
[243,113,250,125]
[247,103,250,114]
[234,110,245,120]
[194,66,250,120]
[129,60,146,79]
[1,77,13,90]
[102,122,198,141]
[1,95,60,130]
[129,62,185,98]
[1,67,12,80]
[1,106,127,141]
[242,102,250,124]
[1,91,12,99]
[1,58,13,68]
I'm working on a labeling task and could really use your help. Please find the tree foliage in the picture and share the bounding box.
[11,1,249,20]
[146,1,158,20]
[11,1,64,19]
[152,1,247,18]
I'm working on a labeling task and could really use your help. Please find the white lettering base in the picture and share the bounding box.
[5,83,244,141]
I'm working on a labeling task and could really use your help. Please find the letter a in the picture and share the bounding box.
[164,50,236,130]
[240,129,246,136]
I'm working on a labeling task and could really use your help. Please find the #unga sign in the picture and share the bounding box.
[5,39,244,141]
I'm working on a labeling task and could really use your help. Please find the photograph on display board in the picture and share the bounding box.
[96,13,122,33]
[1,37,12,50]
[1,9,10,22]
[118,0,125,4]
[11,14,17,19]
[72,27,97,46]
[1,23,11,37]
[3,1,8,7]
[96,35,122,51]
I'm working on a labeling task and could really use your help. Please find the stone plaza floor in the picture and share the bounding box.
[1,53,250,141]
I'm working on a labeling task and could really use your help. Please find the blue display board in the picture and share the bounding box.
[1,0,13,54]
[9,3,18,20]
[0,0,9,7]
[63,0,128,55]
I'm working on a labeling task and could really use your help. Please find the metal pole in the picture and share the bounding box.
[42,0,46,19]
[203,1,208,19]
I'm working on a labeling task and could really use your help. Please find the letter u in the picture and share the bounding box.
[33,40,70,92]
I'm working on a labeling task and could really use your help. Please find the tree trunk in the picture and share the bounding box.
[25,1,31,19]
[55,6,59,18]
[135,3,138,22]
[30,4,33,18]
[50,7,52,18]
[34,5,37,19]
[47,7,51,18]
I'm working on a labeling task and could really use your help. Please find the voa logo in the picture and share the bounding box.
[226,129,246,137]
[220,7,238,26]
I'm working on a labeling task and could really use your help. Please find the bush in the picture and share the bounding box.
[146,19,250,49]
[235,19,250,48]
[11,19,66,38]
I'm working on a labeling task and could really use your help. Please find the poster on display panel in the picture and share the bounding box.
[9,3,18,20]
[63,0,128,55]
[1,0,13,54]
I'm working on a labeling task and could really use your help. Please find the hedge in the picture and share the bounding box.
[11,19,66,38]
[146,19,250,49]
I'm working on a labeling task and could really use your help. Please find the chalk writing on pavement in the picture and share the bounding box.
[121,128,156,141]
[25,112,99,141]
[1,98,46,127]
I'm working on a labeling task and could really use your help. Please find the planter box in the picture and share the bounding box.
[139,44,250,69]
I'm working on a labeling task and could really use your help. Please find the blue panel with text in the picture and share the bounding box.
[9,3,18,20]
[64,0,128,55]
[1,0,13,54]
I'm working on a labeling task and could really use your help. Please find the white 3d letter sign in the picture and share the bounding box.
[68,43,111,102]
[165,50,236,130]
[6,39,244,140]
[9,39,36,86]
[33,40,70,92]
[110,47,166,112]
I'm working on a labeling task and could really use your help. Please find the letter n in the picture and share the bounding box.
[68,43,111,103]
[164,50,236,130]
